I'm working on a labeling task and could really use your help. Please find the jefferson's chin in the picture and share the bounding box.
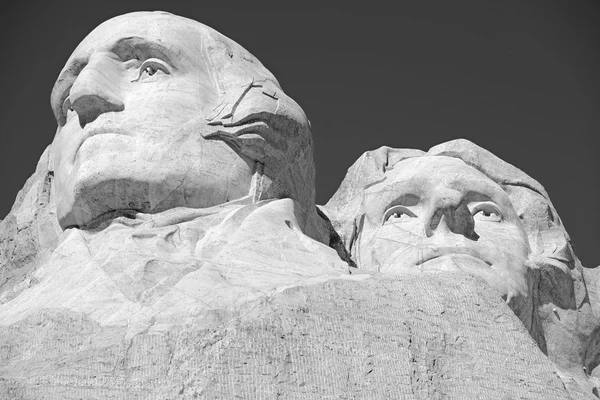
[418,253,489,272]
[381,254,491,276]
[417,256,523,295]
[380,254,529,301]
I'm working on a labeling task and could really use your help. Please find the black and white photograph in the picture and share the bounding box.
[0,1,598,398]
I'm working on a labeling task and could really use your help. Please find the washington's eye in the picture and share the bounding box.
[132,58,171,82]
[383,206,417,224]
[471,203,502,222]
[145,65,157,76]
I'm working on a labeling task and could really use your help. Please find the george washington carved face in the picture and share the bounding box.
[50,12,256,229]
[49,12,316,232]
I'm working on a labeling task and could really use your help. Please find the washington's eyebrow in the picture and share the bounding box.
[110,36,175,64]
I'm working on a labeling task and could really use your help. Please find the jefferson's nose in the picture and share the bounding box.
[425,188,477,239]
[68,53,125,128]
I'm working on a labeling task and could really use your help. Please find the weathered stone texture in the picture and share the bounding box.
[0,274,575,399]
[0,146,60,304]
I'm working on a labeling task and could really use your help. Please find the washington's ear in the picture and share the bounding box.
[203,77,303,171]
[202,125,279,164]
[205,79,270,124]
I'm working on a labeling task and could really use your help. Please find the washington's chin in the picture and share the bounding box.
[55,166,253,230]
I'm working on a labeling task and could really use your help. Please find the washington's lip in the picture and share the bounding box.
[83,125,128,140]
[415,246,492,266]
[73,126,128,161]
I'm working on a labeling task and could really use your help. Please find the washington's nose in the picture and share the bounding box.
[68,53,124,128]
[425,188,477,240]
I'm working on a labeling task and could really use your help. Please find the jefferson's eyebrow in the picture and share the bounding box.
[364,179,423,219]
[367,177,423,203]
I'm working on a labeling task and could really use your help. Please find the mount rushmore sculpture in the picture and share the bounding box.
[1,11,599,400]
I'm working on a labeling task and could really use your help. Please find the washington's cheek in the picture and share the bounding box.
[117,74,216,143]
[122,83,207,133]
[144,138,254,208]
[166,81,215,115]
[52,124,83,180]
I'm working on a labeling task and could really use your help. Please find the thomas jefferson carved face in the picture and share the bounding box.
[357,156,532,300]
[50,12,256,229]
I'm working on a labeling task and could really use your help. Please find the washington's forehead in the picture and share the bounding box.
[69,12,205,59]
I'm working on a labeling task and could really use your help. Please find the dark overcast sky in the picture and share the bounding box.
[0,1,598,266]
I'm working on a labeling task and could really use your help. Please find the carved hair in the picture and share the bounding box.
[159,13,319,238]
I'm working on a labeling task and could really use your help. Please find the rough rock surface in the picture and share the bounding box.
[0,146,61,304]
[0,273,576,399]
[0,198,347,334]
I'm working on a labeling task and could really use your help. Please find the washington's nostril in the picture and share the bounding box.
[71,95,125,128]
[66,57,125,128]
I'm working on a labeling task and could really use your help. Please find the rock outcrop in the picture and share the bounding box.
[0,273,577,399]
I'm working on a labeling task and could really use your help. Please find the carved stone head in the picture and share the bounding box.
[323,139,584,340]
[357,155,532,302]
[49,11,317,234]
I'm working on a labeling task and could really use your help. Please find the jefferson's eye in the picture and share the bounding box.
[383,206,416,224]
[472,204,502,222]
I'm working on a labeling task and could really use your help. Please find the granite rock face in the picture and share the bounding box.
[0,146,61,305]
[1,10,600,400]
[0,274,576,399]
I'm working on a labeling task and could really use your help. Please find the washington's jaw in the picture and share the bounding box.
[415,246,492,267]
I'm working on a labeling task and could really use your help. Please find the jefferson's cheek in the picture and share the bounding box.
[366,225,423,266]
[375,224,423,248]
[477,225,529,264]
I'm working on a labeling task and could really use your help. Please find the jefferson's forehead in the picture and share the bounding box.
[391,156,496,185]
[367,155,506,199]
